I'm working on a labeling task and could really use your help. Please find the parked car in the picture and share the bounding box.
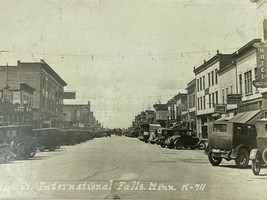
[127,131,139,138]
[174,130,206,150]
[206,110,260,168]
[33,128,61,152]
[60,129,78,145]
[249,119,267,175]
[165,129,205,150]
[0,125,37,161]
[156,128,174,148]
[138,123,161,143]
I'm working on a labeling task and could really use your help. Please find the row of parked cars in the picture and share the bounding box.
[0,125,110,164]
[135,110,267,176]
[137,123,206,150]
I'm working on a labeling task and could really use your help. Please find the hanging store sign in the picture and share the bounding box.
[214,104,227,114]
[253,42,267,88]
[227,94,242,104]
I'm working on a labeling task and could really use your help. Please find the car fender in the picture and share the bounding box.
[249,149,259,160]
[205,144,211,155]
[196,140,205,146]
[230,144,247,159]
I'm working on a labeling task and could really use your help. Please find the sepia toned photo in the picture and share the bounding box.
[0,0,267,199]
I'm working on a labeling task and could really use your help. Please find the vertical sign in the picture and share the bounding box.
[253,42,267,88]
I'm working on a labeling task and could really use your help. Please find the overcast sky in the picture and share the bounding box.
[0,0,260,128]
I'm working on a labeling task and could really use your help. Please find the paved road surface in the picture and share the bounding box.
[0,136,266,200]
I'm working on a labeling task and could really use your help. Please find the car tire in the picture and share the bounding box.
[235,148,249,168]
[252,157,261,175]
[175,141,183,150]
[198,142,206,150]
[208,155,222,166]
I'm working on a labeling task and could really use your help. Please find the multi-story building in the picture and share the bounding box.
[235,39,264,112]
[62,101,94,128]
[167,93,187,127]
[194,52,233,139]
[0,60,69,128]
[153,104,168,127]
[181,79,196,132]
[0,83,35,125]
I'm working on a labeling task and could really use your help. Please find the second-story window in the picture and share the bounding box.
[203,95,206,109]
[209,94,211,108]
[215,69,218,84]
[214,92,216,108]
[239,74,243,94]
[200,77,202,91]
[222,89,225,104]
[255,68,259,92]
[208,73,211,87]
[197,79,199,92]
[215,91,218,105]
[203,76,205,89]
[211,71,214,86]
[244,70,252,94]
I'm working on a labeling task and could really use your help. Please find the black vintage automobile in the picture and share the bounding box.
[249,119,267,175]
[60,129,78,145]
[206,110,260,168]
[33,128,61,152]
[0,125,37,161]
[156,128,174,148]
[165,129,206,150]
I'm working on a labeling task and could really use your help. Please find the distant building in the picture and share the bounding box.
[181,79,196,132]
[62,101,94,128]
[153,104,168,127]
[0,60,73,128]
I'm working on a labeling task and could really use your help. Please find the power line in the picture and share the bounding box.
[2,47,239,59]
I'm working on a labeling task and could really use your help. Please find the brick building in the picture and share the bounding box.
[0,60,68,128]
[62,101,96,128]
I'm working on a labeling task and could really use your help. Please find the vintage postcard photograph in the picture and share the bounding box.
[0,0,267,199]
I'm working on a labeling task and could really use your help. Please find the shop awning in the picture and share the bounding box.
[228,110,261,124]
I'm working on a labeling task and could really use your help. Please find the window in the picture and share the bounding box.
[244,70,252,94]
[213,124,227,132]
[230,85,233,94]
[247,125,256,136]
[239,74,243,94]
[215,69,218,84]
[222,89,224,104]
[215,91,218,104]
[203,76,205,89]
[255,68,259,92]
[203,95,205,109]
[214,92,216,107]
[226,88,228,103]
[209,94,211,108]
[208,73,210,87]
[264,19,267,41]
[211,71,214,86]
[200,97,202,110]
[197,79,199,92]
[198,98,200,110]
[200,77,202,91]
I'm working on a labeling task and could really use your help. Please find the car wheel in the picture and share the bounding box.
[235,148,249,168]
[252,157,261,175]
[175,141,183,150]
[16,145,29,160]
[208,155,222,166]
[160,144,166,148]
[198,142,206,150]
